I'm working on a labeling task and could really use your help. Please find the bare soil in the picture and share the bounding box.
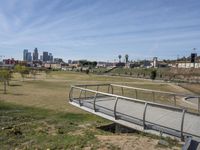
[96,135,180,150]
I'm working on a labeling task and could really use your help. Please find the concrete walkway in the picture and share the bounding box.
[70,96,200,141]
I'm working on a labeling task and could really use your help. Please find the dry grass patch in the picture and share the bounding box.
[0,71,194,112]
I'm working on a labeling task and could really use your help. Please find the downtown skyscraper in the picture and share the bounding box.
[33,48,39,61]
[23,49,28,61]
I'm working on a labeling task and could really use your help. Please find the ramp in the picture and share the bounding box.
[68,84,200,142]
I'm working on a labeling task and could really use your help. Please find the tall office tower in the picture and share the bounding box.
[33,48,39,61]
[27,52,32,62]
[49,53,53,62]
[23,49,28,61]
[43,51,49,62]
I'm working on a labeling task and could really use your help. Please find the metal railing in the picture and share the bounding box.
[73,83,200,113]
[69,84,200,141]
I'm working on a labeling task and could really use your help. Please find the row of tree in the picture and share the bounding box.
[79,60,97,68]
[0,65,51,94]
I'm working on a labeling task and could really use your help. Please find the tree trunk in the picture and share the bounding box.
[4,80,7,94]
[7,80,9,86]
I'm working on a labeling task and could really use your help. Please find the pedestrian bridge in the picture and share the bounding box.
[68,84,200,143]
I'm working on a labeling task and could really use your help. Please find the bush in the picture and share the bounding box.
[85,69,89,74]
[150,70,157,80]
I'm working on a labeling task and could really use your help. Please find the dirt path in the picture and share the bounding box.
[95,135,180,150]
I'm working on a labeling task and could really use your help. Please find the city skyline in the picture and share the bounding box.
[23,48,54,62]
[0,0,200,61]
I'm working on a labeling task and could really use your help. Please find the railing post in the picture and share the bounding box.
[181,109,186,141]
[135,89,138,99]
[152,92,155,102]
[121,87,124,96]
[69,87,74,102]
[79,90,83,106]
[143,103,148,129]
[198,97,200,113]
[111,85,114,94]
[173,95,176,106]
[114,97,119,119]
[93,93,98,112]
[84,85,87,100]
[108,85,110,93]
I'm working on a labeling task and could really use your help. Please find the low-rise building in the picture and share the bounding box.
[177,62,200,68]
[96,61,115,68]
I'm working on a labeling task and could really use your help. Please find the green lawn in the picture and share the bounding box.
[0,102,181,149]
[0,101,112,149]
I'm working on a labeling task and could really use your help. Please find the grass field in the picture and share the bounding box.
[0,71,194,112]
[0,71,191,149]
[0,101,181,149]
[179,83,200,95]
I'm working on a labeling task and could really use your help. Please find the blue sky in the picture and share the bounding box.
[0,0,200,61]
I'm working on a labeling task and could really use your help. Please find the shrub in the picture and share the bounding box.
[150,70,157,80]
[85,69,89,74]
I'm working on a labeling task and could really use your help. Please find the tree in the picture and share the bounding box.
[0,69,11,94]
[150,70,157,80]
[125,54,129,63]
[91,61,97,68]
[21,66,30,81]
[85,69,89,74]
[44,68,51,78]
[118,55,122,63]
[79,60,97,68]
[14,65,30,81]
[30,69,37,80]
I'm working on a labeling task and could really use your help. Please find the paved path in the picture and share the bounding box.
[70,96,200,141]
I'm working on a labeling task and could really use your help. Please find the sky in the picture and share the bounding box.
[0,0,200,61]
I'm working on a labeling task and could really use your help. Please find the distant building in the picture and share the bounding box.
[23,49,28,61]
[33,48,39,61]
[54,58,64,64]
[3,58,18,65]
[40,55,43,61]
[49,53,53,62]
[177,62,200,68]
[191,53,197,63]
[115,62,125,67]
[153,57,158,68]
[129,63,140,68]
[96,61,115,67]
[27,52,32,62]
[43,51,49,62]
[68,60,72,64]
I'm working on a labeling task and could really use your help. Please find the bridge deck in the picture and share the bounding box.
[69,84,200,142]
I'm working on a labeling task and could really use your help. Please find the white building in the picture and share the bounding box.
[177,62,200,68]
